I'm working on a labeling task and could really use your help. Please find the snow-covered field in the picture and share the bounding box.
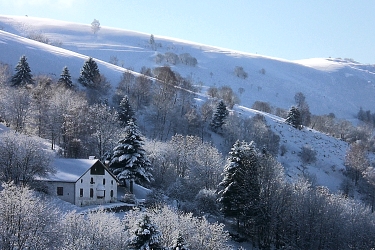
[0,15,374,193]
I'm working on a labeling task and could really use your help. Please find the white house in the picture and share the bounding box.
[41,158,118,206]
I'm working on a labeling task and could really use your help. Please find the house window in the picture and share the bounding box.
[90,177,94,184]
[103,178,105,185]
[104,190,106,197]
[81,179,83,183]
[80,188,83,197]
[110,190,114,198]
[90,188,93,198]
[57,187,63,196]
[111,180,113,185]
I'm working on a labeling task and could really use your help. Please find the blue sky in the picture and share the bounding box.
[1,0,374,64]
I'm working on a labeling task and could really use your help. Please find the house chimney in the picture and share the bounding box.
[89,156,96,160]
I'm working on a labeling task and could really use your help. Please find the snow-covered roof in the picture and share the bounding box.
[42,158,99,182]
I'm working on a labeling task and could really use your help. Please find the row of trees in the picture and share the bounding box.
[0,182,230,249]
[216,140,375,249]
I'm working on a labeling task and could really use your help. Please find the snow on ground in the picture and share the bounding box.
[1,15,375,119]
[0,15,371,195]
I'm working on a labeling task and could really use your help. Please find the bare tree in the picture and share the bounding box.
[91,19,101,35]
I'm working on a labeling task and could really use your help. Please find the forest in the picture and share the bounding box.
[0,55,375,249]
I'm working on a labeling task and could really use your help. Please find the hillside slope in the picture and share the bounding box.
[1,15,373,192]
[1,15,375,120]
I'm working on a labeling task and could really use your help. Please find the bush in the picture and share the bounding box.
[300,144,317,165]
[252,101,272,113]
[234,66,248,79]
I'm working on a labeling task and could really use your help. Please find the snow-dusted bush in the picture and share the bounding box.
[0,131,54,185]
[179,53,197,66]
[61,208,125,249]
[149,205,231,250]
[234,66,248,79]
[0,182,60,249]
[300,144,317,165]
[165,52,179,65]
[194,188,219,215]
[154,53,164,64]
[252,101,272,113]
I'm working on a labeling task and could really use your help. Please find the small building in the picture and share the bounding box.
[41,158,118,206]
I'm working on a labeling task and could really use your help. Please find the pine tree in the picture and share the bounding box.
[109,120,152,193]
[210,100,229,132]
[11,55,34,87]
[78,57,100,88]
[172,232,189,250]
[285,106,302,129]
[58,66,73,88]
[118,95,135,127]
[127,214,163,250]
[218,140,260,229]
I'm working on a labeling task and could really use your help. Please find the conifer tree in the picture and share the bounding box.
[109,120,152,193]
[210,100,229,132]
[58,66,73,88]
[78,57,100,88]
[11,55,34,87]
[218,140,260,229]
[118,95,135,127]
[285,106,302,129]
[127,214,163,250]
[172,232,189,250]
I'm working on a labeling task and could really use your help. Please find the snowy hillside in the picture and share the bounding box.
[1,15,375,120]
[0,15,373,192]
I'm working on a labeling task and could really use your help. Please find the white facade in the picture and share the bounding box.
[42,158,118,206]
[75,164,118,206]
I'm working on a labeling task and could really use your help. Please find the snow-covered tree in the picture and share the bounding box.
[285,106,302,129]
[110,120,152,193]
[118,95,135,127]
[61,208,125,249]
[87,103,121,159]
[127,213,163,250]
[91,19,101,35]
[58,66,73,88]
[218,140,260,229]
[210,100,229,132]
[0,131,54,186]
[171,232,189,250]
[0,182,60,249]
[11,55,34,87]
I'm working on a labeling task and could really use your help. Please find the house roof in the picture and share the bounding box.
[40,158,107,182]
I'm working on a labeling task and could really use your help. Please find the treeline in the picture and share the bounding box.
[0,182,230,250]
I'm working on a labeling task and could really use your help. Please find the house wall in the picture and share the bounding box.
[47,181,75,204]
[75,168,118,206]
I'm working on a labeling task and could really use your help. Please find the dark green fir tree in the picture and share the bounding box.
[78,57,100,88]
[118,95,135,127]
[58,66,73,88]
[11,55,34,87]
[210,100,229,132]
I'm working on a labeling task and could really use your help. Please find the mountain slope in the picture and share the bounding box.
[1,15,375,120]
[0,15,374,192]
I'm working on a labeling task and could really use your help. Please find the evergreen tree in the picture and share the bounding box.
[109,120,152,193]
[127,214,163,250]
[285,106,302,129]
[218,140,260,229]
[11,55,34,87]
[118,95,135,127]
[172,232,189,250]
[210,100,229,132]
[78,57,100,88]
[58,66,73,88]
